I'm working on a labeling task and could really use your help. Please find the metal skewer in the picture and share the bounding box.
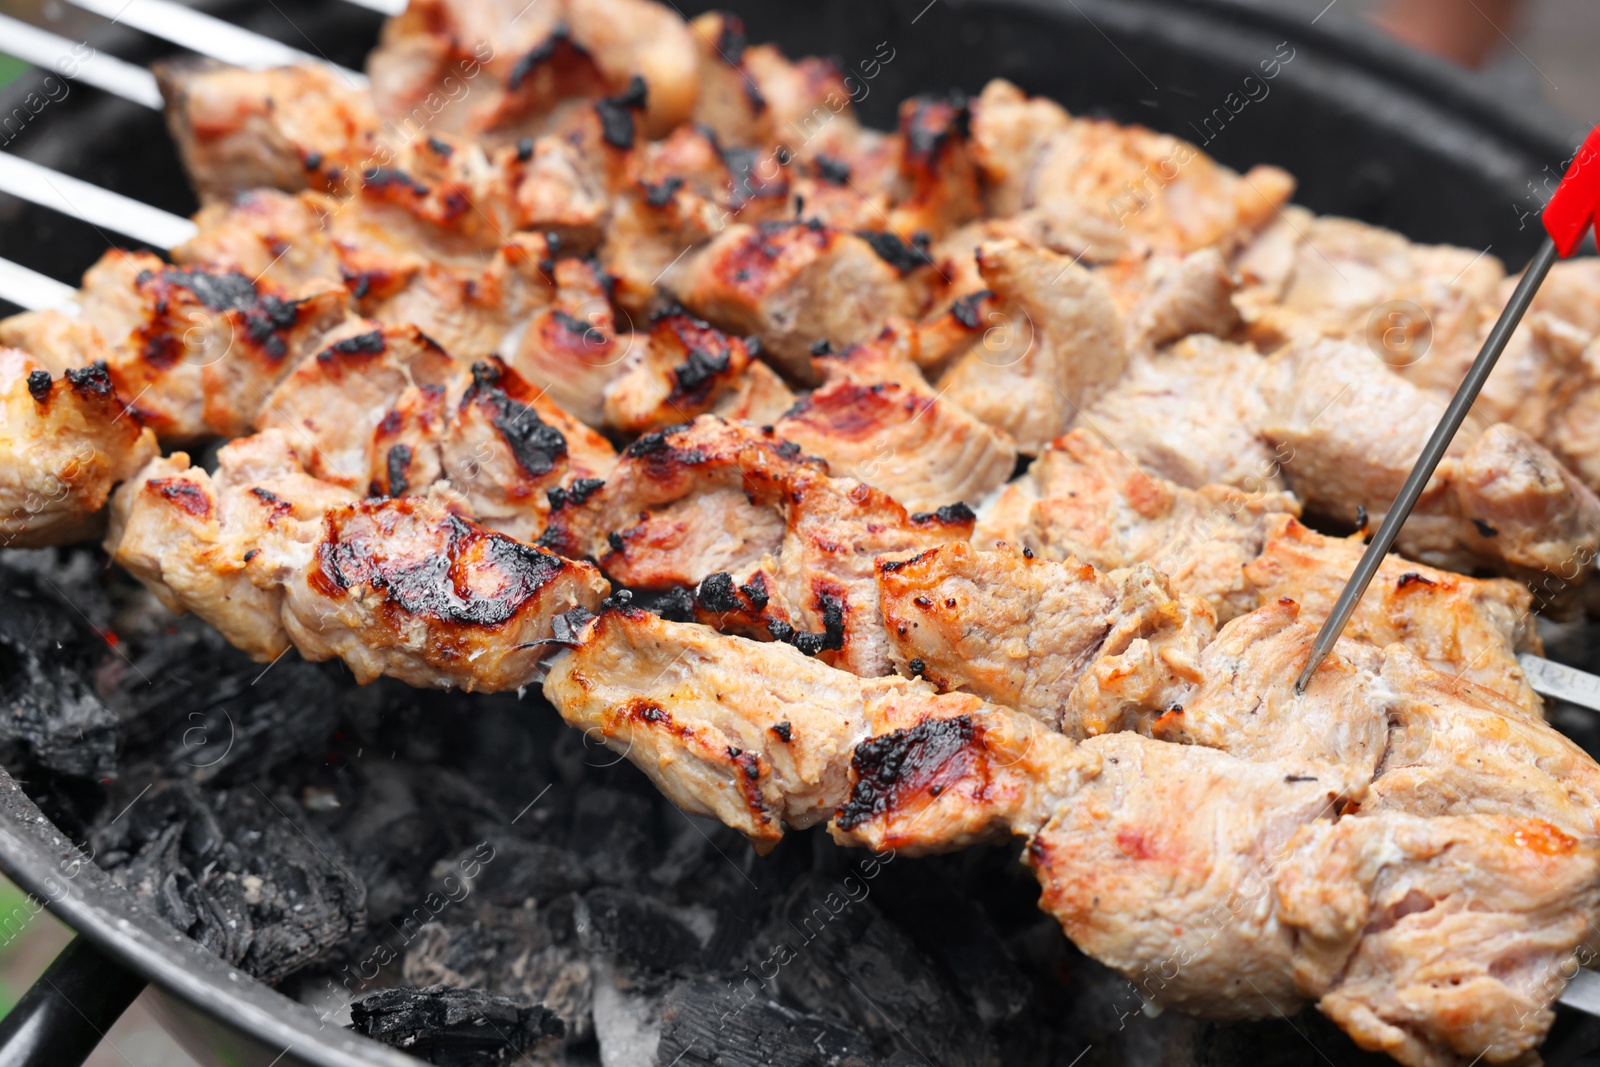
[61,0,369,88]
[0,13,162,109]
[1297,124,1600,693]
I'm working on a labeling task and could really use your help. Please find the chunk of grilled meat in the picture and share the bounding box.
[772,320,1017,512]
[877,541,1215,734]
[834,599,1600,1067]
[1258,338,1600,587]
[978,427,1300,621]
[0,251,352,441]
[665,221,925,383]
[541,416,974,675]
[0,351,158,548]
[1232,208,1504,389]
[157,60,383,204]
[932,238,1128,454]
[602,310,793,434]
[542,606,1045,850]
[107,430,608,689]
[1244,515,1543,714]
[967,79,1294,261]
[367,0,696,143]
[260,330,614,542]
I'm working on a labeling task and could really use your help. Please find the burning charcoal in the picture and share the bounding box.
[655,976,884,1067]
[403,904,594,1044]
[350,985,564,1066]
[577,886,706,972]
[754,873,998,1067]
[568,786,660,886]
[447,836,591,907]
[332,762,506,922]
[0,563,118,780]
[91,781,365,983]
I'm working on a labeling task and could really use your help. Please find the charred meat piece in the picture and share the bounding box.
[106,429,608,690]
[543,417,973,675]
[978,427,1299,621]
[773,320,1016,513]
[0,251,351,441]
[0,350,157,548]
[542,606,1029,849]
[367,0,697,143]
[878,542,1214,734]
[602,310,793,434]
[262,335,613,543]
[665,221,923,383]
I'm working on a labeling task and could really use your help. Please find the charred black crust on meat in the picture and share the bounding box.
[607,531,626,554]
[1396,571,1437,590]
[767,593,845,657]
[63,362,115,398]
[723,146,790,208]
[740,575,769,610]
[696,572,741,614]
[1472,518,1500,538]
[835,716,976,830]
[149,478,213,518]
[911,502,976,527]
[813,155,851,184]
[908,658,926,677]
[671,342,733,401]
[313,506,567,627]
[321,330,386,359]
[903,93,971,165]
[546,477,605,511]
[654,586,696,622]
[516,136,535,162]
[950,290,991,330]
[857,230,932,274]
[596,77,648,150]
[148,269,302,362]
[385,444,413,497]
[508,22,588,90]
[25,369,52,403]
[769,721,792,742]
[362,167,431,197]
[642,175,683,207]
[464,362,568,477]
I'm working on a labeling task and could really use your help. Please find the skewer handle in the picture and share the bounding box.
[1295,238,1560,691]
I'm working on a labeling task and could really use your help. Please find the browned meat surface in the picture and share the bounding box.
[0,251,350,440]
[260,328,614,542]
[1259,338,1600,586]
[1232,209,1504,390]
[602,311,792,434]
[772,321,1016,512]
[0,351,158,548]
[542,416,973,675]
[1244,515,1542,713]
[367,0,696,143]
[968,79,1294,261]
[665,221,923,383]
[107,429,608,689]
[876,541,1215,733]
[542,607,1026,850]
[978,428,1299,620]
[157,61,382,204]
[833,599,1600,1067]
[933,238,1127,454]
[1079,333,1282,491]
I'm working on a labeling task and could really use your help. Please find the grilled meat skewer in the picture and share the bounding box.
[545,595,1600,1067]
